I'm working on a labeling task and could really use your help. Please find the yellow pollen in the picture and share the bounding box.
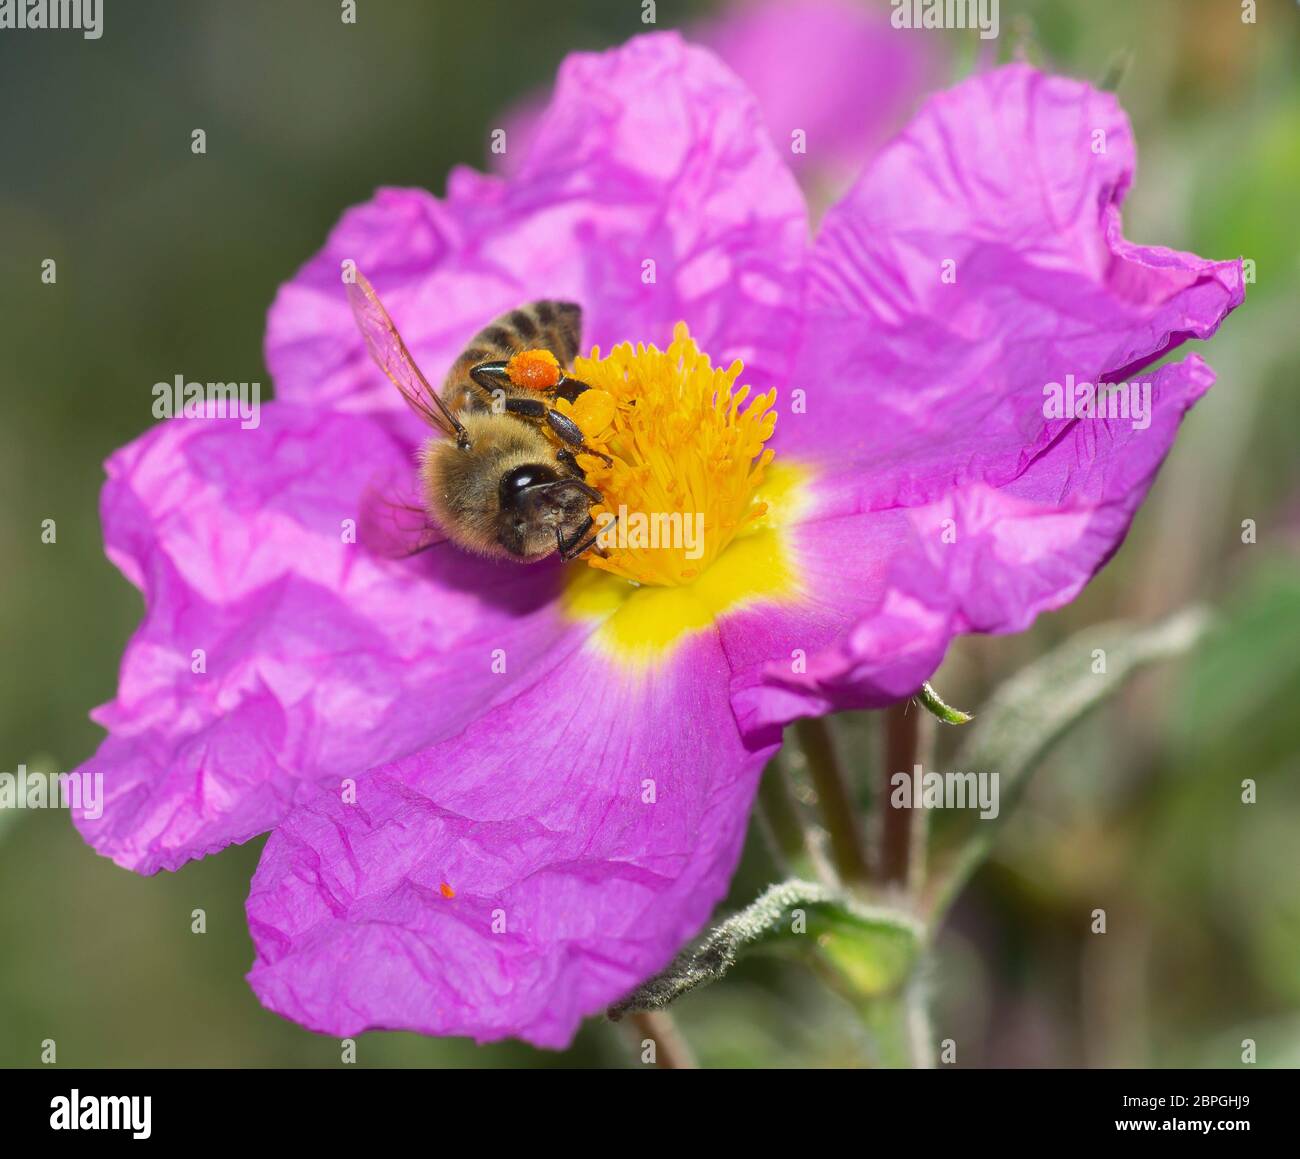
[556,323,778,587]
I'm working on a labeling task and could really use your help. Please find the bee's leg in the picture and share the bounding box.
[471,359,590,404]
[561,517,616,562]
[503,397,613,466]
[541,407,613,466]
[469,363,544,412]
[468,363,512,399]
[557,516,595,561]
[552,374,591,404]
[555,448,586,478]
[561,509,618,561]
[501,396,546,418]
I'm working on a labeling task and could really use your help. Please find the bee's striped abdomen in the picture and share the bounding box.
[442,300,582,413]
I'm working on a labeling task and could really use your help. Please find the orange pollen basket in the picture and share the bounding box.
[506,348,562,391]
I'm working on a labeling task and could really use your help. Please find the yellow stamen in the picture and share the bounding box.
[556,323,778,587]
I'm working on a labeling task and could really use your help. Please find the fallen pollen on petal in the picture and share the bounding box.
[439,882,455,899]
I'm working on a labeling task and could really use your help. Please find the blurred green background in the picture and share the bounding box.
[1,0,1297,1067]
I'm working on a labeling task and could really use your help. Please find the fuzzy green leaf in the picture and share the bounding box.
[608,880,922,1018]
[926,605,1213,918]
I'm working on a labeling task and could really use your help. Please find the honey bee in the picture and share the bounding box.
[347,271,612,562]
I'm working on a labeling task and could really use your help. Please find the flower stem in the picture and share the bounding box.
[905,975,935,1069]
[877,701,919,885]
[793,717,870,887]
[868,700,936,1069]
[756,757,811,874]
[879,700,936,892]
[627,1010,698,1069]
[851,974,934,1069]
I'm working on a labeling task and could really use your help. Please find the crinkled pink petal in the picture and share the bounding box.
[719,500,951,732]
[724,66,1242,732]
[732,356,1217,734]
[777,63,1243,507]
[500,1,939,201]
[265,32,808,421]
[246,633,775,1048]
[695,0,938,189]
[74,406,592,873]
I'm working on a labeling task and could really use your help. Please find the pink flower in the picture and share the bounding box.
[75,34,1242,1048]
[498,0,940,206]
[694,0,940,196]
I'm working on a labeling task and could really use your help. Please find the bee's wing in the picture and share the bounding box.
[346,271,470,445]
[359,483,449,559]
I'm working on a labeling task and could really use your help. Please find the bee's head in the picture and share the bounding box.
[496,464,599,559]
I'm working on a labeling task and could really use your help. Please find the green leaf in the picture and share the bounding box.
[917,681,974,725]
[926,605,1214,920]
[607,880,923,1019]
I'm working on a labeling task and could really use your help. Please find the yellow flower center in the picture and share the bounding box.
[556,323,777,588]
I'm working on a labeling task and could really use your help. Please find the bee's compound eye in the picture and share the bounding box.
[500,464,557,506]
